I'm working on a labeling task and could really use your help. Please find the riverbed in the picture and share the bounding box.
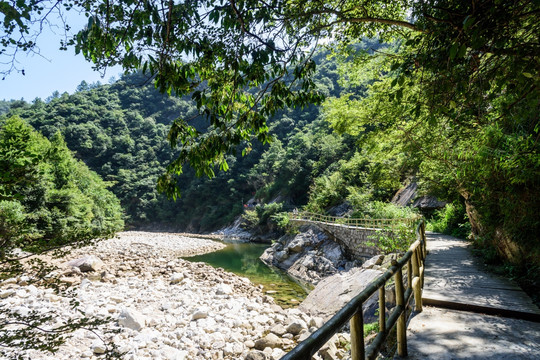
[0,232,322,359]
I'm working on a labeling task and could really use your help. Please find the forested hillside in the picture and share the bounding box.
[0,116,123,258]
[2,45,418,232]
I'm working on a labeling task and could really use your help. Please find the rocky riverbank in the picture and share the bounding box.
[260,226,361,286]
[0,232,351,360]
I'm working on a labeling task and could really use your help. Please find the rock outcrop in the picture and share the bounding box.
[299,253,402,325]
[260,226,361,286]
[299,267,383,323]
[392,180,446,210]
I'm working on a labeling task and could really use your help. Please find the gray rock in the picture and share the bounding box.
[245,350,269,360]
[385,284,396,306]
[327,202,353,217]
[161,346,188,360]
[318,242,344,263]
[270,324,287,336]
[67,255,104,272]
[216,283,233,295]
[254,333,282,350]
[1,278,17,286]
[318,339,338,360]
[299,268,384,321]
[274,250,289,262]
[413,195,446,210]
[297,331,311,342]
[286,320,307,335]
[118,308,146,331]
[309,316,324,328]
[287,237,306,253]
[0,289,15,299]
[191,310,208,321]
[170,272,184,284]
[271,348,286,359]
[288,254,337,285]
[91,342,106,354]
[260,226,357,287]
[362,255,384,269]
[391,181,418,206]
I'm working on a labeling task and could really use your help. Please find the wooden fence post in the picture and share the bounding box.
[412,249,423,312]
[350,307,365,360]
[379,287,386,334]
[395,268,407,357]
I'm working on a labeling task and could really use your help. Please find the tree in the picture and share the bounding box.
[2,1,539,262]
[0,116,124,257]
[0,117,124,358]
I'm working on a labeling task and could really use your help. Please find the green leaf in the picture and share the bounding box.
[449,43,459,59]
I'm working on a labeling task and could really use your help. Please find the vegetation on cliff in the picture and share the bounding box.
[0,116,124,260]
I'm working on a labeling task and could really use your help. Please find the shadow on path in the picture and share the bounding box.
[404,233,540,359]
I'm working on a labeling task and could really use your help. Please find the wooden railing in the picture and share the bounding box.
[289,211,421,230]
[281,219,426,360]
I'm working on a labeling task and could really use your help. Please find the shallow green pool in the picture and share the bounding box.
[184,242,308,307]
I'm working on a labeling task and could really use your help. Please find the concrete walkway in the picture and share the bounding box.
[403,233,540,359]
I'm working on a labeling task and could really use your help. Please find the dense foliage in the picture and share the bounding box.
[0,53,357,230]
[2,46,417,232]
[321,1,540,263]
[0,116,123,259]
[2,0,538,264]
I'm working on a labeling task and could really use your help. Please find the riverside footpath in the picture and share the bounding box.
[403,233,540,359]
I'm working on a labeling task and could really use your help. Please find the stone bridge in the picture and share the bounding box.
[289,212,419,259]
[290,218,380,258]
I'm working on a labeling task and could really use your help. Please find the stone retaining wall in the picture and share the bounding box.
[290,220,382,258]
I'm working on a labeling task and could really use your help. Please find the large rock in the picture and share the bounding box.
[391,182,418,206]
[299,268,384,321]
[288,253,337,284]
[270,324,287,336]
[169,272,184,284]
[245,350,269,360]
[392,180,445,209]
[118,308,146,331]
[254,333,282,350]
[66,255,104,272]
[286,320,307,335]
[260,227,355,286]
[413,195,446,210]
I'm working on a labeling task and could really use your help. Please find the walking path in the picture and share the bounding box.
[404,233,540,359]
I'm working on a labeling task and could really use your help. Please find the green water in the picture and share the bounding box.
[184,242,308,307]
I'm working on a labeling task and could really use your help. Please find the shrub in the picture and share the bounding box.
[367,223,416,254]
[427,201,471,239]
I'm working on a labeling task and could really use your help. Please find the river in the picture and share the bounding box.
[184,241,309,308]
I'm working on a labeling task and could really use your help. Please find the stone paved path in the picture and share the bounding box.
[403,233,540,359]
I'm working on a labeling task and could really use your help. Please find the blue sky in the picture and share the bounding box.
[0,14,122,101]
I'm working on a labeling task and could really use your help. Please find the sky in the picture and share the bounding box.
[0,13,122,102]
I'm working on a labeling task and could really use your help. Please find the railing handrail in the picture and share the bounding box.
[289,211,422,230]
[281,218,426,360]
